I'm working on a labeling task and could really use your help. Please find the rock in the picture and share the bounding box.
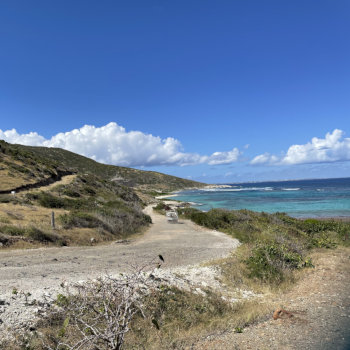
[273,308,294,320]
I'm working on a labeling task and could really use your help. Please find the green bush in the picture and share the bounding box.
[29,192,89,210]
[0,195,13,203]
[26,227,66,245]
[245,242,311,283]
[0,225,26,236]
[62,188,81,198]
[37,192,66,208]
[154,202,171,211]
[59,212,101,229]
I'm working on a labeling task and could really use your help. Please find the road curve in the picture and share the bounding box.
[0,205,239,295]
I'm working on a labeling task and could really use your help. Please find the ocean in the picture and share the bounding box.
[169,177,350,218]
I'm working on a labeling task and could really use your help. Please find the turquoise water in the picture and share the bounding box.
[170,178,350,218]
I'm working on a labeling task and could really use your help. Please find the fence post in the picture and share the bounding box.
[51,211,55,229]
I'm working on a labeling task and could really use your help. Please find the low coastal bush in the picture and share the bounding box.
[59,209,151,238]
[0,224,66,246]
[245,242,313,283]
[25,227,65,245]
[179,207,349,285]
[0,194,13,203]
[59,211,101,229]
[0,225,26,236]
[153,201,171,214]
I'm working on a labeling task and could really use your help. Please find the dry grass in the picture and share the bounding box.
[0,169,36,192]
[0,202,67,229]
[0,203,99,248]
[0,201,147,248]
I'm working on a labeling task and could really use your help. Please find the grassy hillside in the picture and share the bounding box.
[3,141,204,191]
[0,140,70,192]
[0,140,203,248]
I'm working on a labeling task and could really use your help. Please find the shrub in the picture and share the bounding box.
[0,233,9,245]
[154,202,171,212]
[36,192,66,208]
[59,212,101,229]
[0,225,26,236]
[62,188,81,198]
[0,195,13,203]
[26,227,66,245]
[245,242,307,283]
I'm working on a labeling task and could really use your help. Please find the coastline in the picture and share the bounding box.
[157,179,350,220]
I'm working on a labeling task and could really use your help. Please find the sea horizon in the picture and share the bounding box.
[170,177,350,219]
[211,176,350,186]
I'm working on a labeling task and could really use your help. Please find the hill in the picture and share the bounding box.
[0,140,204,193]
[0,140,204,248]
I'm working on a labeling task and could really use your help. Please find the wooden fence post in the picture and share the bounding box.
[51,211,55,229]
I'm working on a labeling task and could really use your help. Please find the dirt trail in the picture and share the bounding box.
[0,205,239,296]
[20,174,77,194]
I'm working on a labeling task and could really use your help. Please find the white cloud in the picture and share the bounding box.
[250,153,279,165]
[251,129,350,165]
[205,148,240,165]
[0,129,46,146]
[0,122,241,167]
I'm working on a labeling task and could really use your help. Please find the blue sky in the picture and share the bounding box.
[1,0,350,183]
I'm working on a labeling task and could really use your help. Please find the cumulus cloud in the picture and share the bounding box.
[0,129,46,146]
[0,122,241,167]
[251,129,350,165]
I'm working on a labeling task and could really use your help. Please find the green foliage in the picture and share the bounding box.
[245,242,309,283]
[58,317,70,338]
[37,192,67,208]
[56,294,69,307]
[59,212,100,229]
[180,208,348,285]
[0,194,15,203]
[0,225,26,236]
[62,188,81,198]
[26,227,66,245]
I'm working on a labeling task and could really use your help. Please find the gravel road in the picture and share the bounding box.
[0,205,239,297]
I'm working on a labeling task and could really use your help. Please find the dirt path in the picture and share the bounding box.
[191,247,350,350]
[20,174,77,194]
[0,205,239,296]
